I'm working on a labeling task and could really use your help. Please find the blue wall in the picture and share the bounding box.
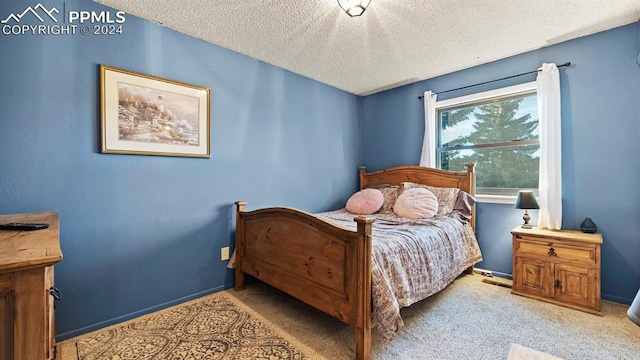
[362,22,640,304]
[0,0,361,339]
[1,0,638,342]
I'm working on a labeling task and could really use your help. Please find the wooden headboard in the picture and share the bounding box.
[359,164,476,229]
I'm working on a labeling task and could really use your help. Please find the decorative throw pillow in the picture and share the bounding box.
[368,185,402,214]
[401,182,460,215]
[453,190,476,220]
[393,187,439,219]
[345,188,384,215]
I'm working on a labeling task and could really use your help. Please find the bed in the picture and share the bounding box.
[233,164,482,360]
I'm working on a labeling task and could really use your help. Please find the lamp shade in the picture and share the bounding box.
[338,0,371,17]
[514,191,539,210]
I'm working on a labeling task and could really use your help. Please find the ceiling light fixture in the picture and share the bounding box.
[338,0,371,17]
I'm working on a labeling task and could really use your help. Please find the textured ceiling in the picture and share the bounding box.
[93,0,640,96]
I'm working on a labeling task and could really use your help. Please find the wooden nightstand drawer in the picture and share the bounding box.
[515,236,597,264]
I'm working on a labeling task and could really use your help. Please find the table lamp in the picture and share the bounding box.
[514,190,538,229]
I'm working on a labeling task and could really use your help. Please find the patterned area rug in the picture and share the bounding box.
[73,293,317,360]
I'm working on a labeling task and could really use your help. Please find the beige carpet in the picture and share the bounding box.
[229,275,640,360]
[56,292,320,359]
[58,275,640,360]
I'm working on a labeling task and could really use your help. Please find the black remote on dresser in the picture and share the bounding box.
[0,222,49,231]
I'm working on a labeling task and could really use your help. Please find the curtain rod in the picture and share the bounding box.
[417,62,571,100]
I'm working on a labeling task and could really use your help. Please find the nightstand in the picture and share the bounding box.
[511,226,602,315]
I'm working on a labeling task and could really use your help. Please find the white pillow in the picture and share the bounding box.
[393,187,439,219]
[345,188,384,215]
[401,182,459,215]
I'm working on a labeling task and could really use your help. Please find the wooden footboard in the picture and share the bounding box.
[235,202,374,359]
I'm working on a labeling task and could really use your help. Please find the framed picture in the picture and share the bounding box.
[100,65,211,157]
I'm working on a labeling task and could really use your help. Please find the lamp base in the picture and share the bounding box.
[521,210,532,229]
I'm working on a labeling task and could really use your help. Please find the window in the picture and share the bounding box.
[435,82,538,202]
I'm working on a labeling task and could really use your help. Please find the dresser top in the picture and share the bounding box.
[0,212,63,272]
[511,226,603,244]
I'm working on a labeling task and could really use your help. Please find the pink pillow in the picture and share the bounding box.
[393,188,439,219]
[345,188,384,215]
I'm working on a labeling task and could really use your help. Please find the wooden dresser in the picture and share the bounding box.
[511,226,602,315]
[0,212,63,360]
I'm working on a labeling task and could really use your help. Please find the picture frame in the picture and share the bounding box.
[100,65,211,158]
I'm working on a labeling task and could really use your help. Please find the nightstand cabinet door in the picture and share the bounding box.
[554,263,600,311]
[514,257,553,298]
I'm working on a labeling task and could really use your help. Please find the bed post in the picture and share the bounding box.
[234,201,247,291]
[354,216,374,360]
[358,166,367,190]
[465,163,476,275]
[465,163,476,231]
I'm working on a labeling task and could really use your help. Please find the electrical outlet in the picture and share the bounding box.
[221,247,230,261]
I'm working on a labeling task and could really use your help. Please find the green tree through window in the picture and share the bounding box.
[438,93,539,196]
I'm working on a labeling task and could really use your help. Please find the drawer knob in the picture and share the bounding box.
[548,247,558,257]
[554,279,562,289]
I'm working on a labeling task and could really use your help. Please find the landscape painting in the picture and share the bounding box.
[101,65,211,157]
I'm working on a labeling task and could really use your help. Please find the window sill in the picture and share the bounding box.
[476,194,517,205]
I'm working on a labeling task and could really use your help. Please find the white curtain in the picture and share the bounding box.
[419,91,438,167]
[536,63,562,229]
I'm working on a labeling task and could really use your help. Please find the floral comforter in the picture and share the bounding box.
[316,209,483,339]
